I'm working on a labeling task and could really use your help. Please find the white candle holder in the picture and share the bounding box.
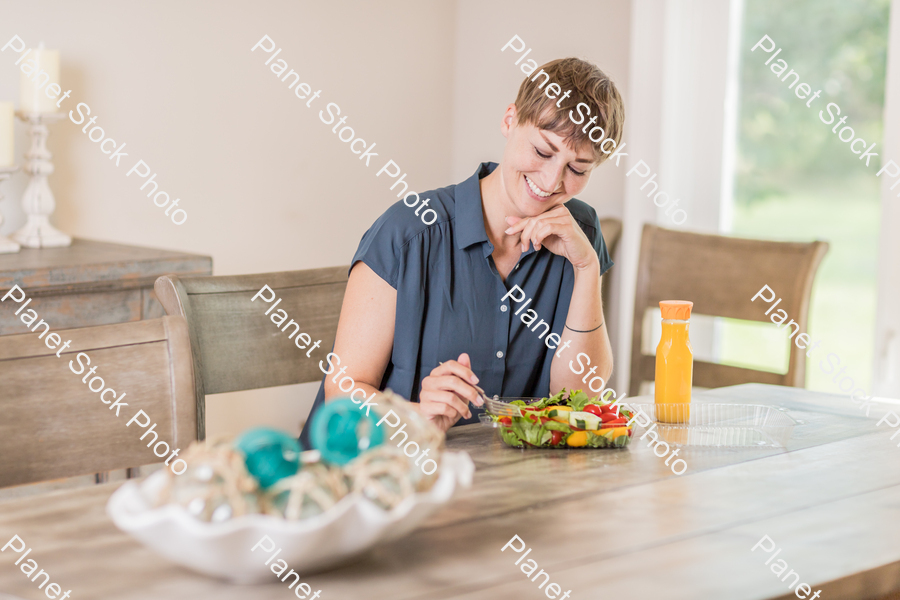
[0,165,22,254]
[13,111,71,248]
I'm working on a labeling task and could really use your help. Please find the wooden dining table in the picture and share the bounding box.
[2,383,900,600]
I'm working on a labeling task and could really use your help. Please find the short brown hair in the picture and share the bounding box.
[514,58,625,166]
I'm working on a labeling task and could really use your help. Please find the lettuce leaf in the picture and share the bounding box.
[587,431,611,448]
[532,389,567,409]
[499,426,523,447]
[511,419,552,446]
[566,389,594,411]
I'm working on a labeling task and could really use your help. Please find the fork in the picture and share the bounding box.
[437,361,500,413]
[482,396,525,418]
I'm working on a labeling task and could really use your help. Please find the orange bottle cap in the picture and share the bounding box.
[660,300,693,320]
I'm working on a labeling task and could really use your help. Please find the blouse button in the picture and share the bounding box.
[501,305,508,312]
[496,351,504,359]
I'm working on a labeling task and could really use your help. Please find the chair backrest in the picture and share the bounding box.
[629,224,828,396]
[599,218,623,315]
[154,267,349,439]
[0,316,196,488]
[599,218,623,256]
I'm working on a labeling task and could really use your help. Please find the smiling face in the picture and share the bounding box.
[497,104,596,218]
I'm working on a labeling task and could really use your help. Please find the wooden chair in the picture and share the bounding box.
[628,224,829,396]
[154,267,349,440]
[0,316,196,488]
[599,217,623,256]
[599,217,623,315]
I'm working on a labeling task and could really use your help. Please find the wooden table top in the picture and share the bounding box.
[2,383,899,600]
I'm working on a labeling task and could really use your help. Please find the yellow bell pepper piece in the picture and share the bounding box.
[566,431,589,447]
[605,427,629,438]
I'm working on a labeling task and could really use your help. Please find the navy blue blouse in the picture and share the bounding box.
[300,161,612,445]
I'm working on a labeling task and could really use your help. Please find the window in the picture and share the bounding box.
[719,0,891,392]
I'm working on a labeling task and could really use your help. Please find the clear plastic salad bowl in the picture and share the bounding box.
[482,397,634,450]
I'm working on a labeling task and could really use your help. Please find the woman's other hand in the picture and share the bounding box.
[505,205,597,271]
[419,353,483,432]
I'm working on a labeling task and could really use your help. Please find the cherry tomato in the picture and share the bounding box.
[539,416,551,424]
[550,430,565,445]
[519,407,541,422]
[584,405,603,417]
[499,416,512,426]
[599,412,618,423]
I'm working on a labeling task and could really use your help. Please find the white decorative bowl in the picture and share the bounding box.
[107,452,474,583]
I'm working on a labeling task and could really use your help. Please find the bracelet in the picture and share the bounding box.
[565,322,604,333]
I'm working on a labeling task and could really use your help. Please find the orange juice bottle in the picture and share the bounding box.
[655,301,693,423]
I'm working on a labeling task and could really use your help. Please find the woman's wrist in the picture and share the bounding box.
[573,254,601,277]
[567,256,603,331]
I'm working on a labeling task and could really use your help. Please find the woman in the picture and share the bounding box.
[301,57,625,442]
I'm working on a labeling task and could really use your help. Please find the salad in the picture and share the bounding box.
[489,389,634,449]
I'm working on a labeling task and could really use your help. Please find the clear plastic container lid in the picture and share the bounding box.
[629,403,797,448]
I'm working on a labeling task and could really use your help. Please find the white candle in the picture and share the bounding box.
[0,102,13,167]
[19,44,60,114]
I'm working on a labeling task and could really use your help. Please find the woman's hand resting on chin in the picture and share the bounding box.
[505,205,598,272]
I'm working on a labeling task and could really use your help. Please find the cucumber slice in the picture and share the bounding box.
[568,411,602,431]
[546,407,572,418]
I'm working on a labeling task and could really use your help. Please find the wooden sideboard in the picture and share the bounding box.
[0,238,212,335]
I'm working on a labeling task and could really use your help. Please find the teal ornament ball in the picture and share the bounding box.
[234,427,302,489]
[310,397,385,465]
